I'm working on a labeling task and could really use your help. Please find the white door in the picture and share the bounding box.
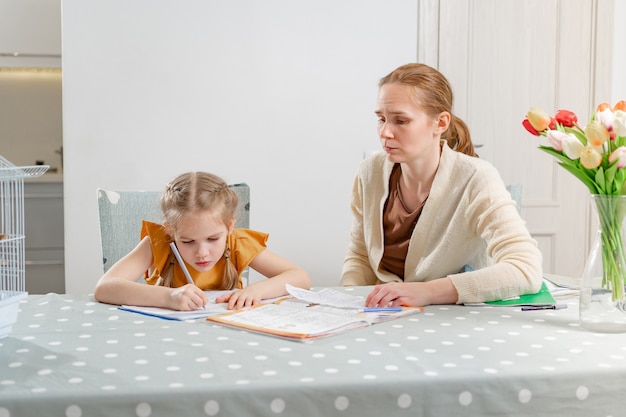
[417,0,615,278]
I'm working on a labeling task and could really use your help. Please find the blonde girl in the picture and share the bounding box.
[94,172,310,310]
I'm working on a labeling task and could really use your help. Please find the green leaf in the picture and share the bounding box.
[595,167,606,193]
[559,162,600,193]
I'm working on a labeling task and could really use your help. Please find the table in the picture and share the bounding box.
[1,288,625,417]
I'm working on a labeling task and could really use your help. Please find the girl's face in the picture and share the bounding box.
[375,83,448,164]
[170,210,234,273]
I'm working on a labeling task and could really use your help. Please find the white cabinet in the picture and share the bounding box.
[24,177,64,293]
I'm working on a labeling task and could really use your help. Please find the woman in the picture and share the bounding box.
[340,63,542,307]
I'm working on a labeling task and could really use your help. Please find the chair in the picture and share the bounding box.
[97,183,250,284]
[506,184,522,214]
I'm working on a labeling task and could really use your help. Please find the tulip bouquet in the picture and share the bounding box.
[523,101,626,302]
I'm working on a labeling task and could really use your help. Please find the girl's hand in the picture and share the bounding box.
[215,288,263,310]
[168,284,208,311]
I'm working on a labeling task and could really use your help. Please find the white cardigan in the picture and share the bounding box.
[340,142,543,304]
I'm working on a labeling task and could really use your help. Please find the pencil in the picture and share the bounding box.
[169,242,205,310]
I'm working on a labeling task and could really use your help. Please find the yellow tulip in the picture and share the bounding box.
[526,107,552,132]
[580,146,603,169]
[584,120,609,147]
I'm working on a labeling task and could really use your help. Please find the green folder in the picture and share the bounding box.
[484,282,556,307]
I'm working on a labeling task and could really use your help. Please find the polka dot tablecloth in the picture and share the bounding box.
[1,289,625,417]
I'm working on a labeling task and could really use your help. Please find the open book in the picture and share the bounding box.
[206,285,423,340]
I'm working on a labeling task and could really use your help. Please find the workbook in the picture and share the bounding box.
[118,290,235,321]
[205,285,423,341]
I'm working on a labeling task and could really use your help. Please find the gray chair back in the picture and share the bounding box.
[97,183,250,283]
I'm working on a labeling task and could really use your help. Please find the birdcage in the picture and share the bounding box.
[0,156,48,338]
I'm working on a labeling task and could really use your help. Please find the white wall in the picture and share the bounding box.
[62,0,418,293]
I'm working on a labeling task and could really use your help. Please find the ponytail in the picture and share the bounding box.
[443,115,477,157]
[222,246,240,289]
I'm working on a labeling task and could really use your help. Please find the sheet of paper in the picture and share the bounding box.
[285,284,365,309]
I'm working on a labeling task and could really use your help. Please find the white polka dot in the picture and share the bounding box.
[518,389,532,403]
[312,353,325,358]
[363,374,377,380]
[76,347,89,352]
[169,382,185,388]
[135,376,149,381]
[255,355,268,360]
[228,364,242,370]
[235,379,250,385]
[347,359,361,364]
[397,393,412,408]
[0,380,15,386]
[204,400,220,416]
[300,377,314,382]
[136,402,152,417]
[424,371,438,377]
[483,368,498,374]
[461,354,474,359]
[576,386,589,400]
[104,353,118,358]
[103,368,117,374]
[8,362,22,368]
[278,347,292,352]
[135,359,148,365]
[106,339,119,344]
[325,368,339,374]
[247,341,259,346]
[288,361,302,366]
[263,370,277,376]
[368,351,382,356]
[38,369,52,376]
[270,398,286,413]
[101,385,117,390]
[69,377,83,384]
[385,365,399,371]
[405,356,418,361]
[443,363,457,368]
[355,338,367,342]
[200,373,214,379]
[459,391,472,406]
[31,387,47,393]
[166,366,180,372]
[334,396,349,411]
[221,349,235,354]
[65,404,82,417]
[134,345,147,350]
[134,332,146,337]
[164,351,176,356]
[424,348,437,353]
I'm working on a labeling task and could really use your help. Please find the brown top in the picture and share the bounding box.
[380,164,427,279]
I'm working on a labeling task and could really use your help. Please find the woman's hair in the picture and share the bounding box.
[159,172,240,289]
[379,63,477,157]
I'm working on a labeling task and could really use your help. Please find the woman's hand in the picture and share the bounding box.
[168,284,208,311]
[365,278,458,307]
[215,287,264,310]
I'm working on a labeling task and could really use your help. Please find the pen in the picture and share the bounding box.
[521,304,567,311]
[361,307,403,313]
[169,242,205,310]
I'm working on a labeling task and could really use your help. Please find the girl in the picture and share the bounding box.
[94,172,310,310]
[341,63,543,307]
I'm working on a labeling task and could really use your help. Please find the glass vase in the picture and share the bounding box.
[579,194,626,332]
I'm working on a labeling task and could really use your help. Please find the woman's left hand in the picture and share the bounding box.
[365,278,458,307]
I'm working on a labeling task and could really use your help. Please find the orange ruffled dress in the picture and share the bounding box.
[141,220,268,289]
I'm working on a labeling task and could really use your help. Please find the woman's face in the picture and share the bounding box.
[375,83,446,164]
[171,210,234,273]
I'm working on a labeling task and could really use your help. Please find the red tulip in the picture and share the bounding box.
[522,118,540,136]
[555,109,578,127]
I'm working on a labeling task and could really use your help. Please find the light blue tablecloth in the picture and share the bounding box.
[1,288,624,417]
